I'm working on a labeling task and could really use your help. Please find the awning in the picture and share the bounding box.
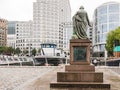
[114,46,120,52]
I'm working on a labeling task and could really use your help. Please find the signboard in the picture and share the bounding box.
[73,46,87,61]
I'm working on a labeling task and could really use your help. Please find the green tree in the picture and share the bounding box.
[38,48,41,55]
[0,46,7,54]
[106,27,120,56]
[32,48,36,56]
[0,46,15,55]
[7,47,14,54]
[15,47,21,55]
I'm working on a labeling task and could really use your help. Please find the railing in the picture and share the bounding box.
[0,56,35,66]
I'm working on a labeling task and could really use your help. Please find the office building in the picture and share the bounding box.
[7,21,17,48]
[63,22,73,51]
[0,18,7,46]
[92,2,120,57]
[15,21,33,54]
[33,0,71,50]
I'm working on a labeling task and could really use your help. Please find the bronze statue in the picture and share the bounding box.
[72,6,91,39]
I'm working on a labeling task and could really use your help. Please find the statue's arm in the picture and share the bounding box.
[73,12,82,22]
[86,13,91,26]
[72,16,76,26]
[75,15,82,21]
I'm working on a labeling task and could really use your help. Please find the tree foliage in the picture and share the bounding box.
[38,48,41,55]
[7,47,14,54]
[14,47,21,55]
[31,48,36,56]
[0,46,7,54]
[0,46,14,55]
[106,27,120,55]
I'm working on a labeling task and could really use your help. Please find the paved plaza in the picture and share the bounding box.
[96,66,120,90]
[0,66,120,90]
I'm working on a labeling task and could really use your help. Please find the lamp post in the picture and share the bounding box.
[28,39,32,56]
[97,31,100,57]
[104,49,107,66]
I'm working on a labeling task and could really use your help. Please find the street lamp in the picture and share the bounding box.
[28,39,31,56]
[104,47,108,66]
[97,31,100,57]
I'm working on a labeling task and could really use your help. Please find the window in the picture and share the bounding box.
[98,5,107,15]
[99,15,107,24]
[100,44,105,51]
[109,13,119,22]
[109,23,119,31]
[99,24,107,33]
[109,4,119,13]
[100,34,106,42]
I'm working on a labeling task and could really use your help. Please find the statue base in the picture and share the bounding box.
[70,39,91,65]
[50,39,110,90]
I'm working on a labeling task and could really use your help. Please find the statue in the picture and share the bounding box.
[72,6,91,39]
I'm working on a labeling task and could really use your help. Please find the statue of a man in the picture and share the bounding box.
[72,6,91,39]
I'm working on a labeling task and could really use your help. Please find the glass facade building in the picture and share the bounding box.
[7,21,17,48]
[7,21,16,34]
[93,2,120,57]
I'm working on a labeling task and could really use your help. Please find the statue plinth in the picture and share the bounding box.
[70,39,91,65]
[50,39,110,90]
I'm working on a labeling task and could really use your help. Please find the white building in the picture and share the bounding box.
[14,0,71,56]
[63,22,73,51]
[33,0,71,50]
[92,2,120,57]
[87,22,93,42]
[7,35,15,48]
[15,21,33,54]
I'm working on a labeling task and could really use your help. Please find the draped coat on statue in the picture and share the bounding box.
[72,6,91,39]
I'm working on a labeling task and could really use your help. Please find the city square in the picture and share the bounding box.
[0,0,120,90]
[0,66,119,90]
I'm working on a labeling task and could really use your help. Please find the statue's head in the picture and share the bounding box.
[79,6,84,9]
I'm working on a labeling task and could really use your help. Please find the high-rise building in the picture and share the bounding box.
[63,22,73,51]
[0,18,7,46]
[7,21,17,48]
[33,0,71,50]
[88,22,93,42]
[15,21,33,54]
[92,2,120,57]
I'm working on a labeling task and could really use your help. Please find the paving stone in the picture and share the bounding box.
[0,66,119,90]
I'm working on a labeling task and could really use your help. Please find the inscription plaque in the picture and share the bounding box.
[73,46,87,61]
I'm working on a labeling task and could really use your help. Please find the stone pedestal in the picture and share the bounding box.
[50,39,110,90]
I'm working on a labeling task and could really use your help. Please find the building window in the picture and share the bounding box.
[109,4,119,13]
[109,14,119,22]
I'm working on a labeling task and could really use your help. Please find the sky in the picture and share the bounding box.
[0,0,120,21]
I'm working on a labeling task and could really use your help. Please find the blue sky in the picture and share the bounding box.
[0,0,120,21]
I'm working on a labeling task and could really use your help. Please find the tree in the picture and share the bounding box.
[7,47,14,54]
[32,48,36,56]
[38,48,41,55]
[106,27,120,56]
[0,46,15,55]
[15,47,21,55]
[0,46,7,54]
